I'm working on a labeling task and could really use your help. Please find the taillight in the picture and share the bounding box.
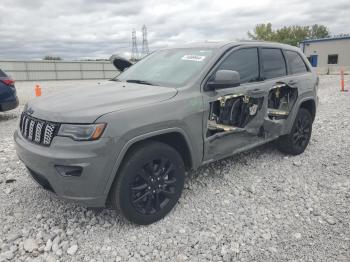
[0,79,15,86]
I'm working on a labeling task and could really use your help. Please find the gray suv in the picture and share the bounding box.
[15,41,318,224]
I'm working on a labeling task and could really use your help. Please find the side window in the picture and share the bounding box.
[217,48,259,84]
[261,48,287,79]
[284,50,308,74]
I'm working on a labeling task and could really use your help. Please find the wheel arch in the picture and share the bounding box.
[299,99,316,122]
[104,128,195,204]
[284,96,316,135]
[123,131,193,171]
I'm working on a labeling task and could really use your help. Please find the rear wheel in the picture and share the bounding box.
[277,108,312,155]
[110,141,185,225]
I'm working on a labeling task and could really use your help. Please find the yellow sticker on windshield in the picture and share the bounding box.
[181,55,206,62]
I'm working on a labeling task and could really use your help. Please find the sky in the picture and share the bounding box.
[0,0,349,60]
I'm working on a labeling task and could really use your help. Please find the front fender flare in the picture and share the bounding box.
[285,96,316,134]
[102,127,196,196]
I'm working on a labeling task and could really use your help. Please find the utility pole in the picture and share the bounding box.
[131,28,139,61]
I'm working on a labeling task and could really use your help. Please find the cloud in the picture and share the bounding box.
[0,0,348,59]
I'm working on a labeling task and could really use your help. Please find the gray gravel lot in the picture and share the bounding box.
[0,76,349,262]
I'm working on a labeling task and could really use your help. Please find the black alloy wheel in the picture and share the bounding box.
[292,114,311,151]
[110,141,185,225]
[277,108,313,155]
[130,158,177,215]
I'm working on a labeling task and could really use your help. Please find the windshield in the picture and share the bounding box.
[115,48,215,87]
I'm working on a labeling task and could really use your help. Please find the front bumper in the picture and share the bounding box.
[0,96,19,111]
[14,129,117,207]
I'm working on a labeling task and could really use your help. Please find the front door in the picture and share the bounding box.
[202,47,270,162]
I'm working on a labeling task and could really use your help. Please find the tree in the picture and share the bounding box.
[247,23,276,41]
[309,24,330,39]
[275,25,310,46]
[43,56,62,60]
[247,23,330,46]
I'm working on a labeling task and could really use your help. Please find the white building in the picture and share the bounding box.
[300,36,350,74]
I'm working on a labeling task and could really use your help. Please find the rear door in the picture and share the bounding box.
[260,48,311,137]
[283,50,313,95]
[202,46,271,162]
[283,49,313,91]
[282,49,314,129]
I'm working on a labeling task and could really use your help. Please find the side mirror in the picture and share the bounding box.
[205,70,240,91]
[109,55,133,72]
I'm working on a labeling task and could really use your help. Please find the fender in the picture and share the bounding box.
[103,127,196,196]
[284,95,316,134]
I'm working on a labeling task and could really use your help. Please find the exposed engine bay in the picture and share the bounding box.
[207,83,298,137]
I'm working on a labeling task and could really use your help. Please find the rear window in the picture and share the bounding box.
[0,69,7,77]
[284,50,308,74]
[261,48,287,79]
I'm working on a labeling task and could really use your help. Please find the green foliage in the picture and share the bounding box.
[43,56,62,60]
[248,23,330,46]
[309,24,330,39]
[247,23,275,41]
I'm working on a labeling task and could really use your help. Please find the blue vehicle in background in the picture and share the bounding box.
[0,69,18,112]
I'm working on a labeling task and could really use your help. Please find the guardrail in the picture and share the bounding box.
[0,60,119,81]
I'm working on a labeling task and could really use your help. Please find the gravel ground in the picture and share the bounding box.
[0,76,349,262]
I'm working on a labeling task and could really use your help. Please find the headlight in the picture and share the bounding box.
[58,123,106,141]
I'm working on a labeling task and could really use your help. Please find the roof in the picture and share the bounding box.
[300,36,350,44]
[165,40,297,50]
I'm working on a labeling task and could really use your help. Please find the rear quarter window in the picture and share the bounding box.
[284,50,308,74]
[261,48,287,79]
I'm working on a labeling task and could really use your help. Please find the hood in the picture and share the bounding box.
[26,81,177,123]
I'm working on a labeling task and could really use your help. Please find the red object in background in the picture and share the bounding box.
[35,84,42,97]
[0,78,15,86]
[340,68,348,92]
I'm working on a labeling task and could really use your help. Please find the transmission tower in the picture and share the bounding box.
[141,25,149,57]
[131,28,139,61]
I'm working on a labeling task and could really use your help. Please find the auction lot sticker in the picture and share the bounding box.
[181,55,206,62]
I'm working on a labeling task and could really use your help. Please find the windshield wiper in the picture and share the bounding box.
[126,79,158,86]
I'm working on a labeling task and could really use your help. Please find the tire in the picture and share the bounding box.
[110,141,185,225]
[277,108,313,155]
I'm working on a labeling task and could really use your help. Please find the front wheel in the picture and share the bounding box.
[277,108,313,155]
[110,141,185,225]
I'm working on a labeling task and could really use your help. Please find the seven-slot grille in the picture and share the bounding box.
[19,113,60,146]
